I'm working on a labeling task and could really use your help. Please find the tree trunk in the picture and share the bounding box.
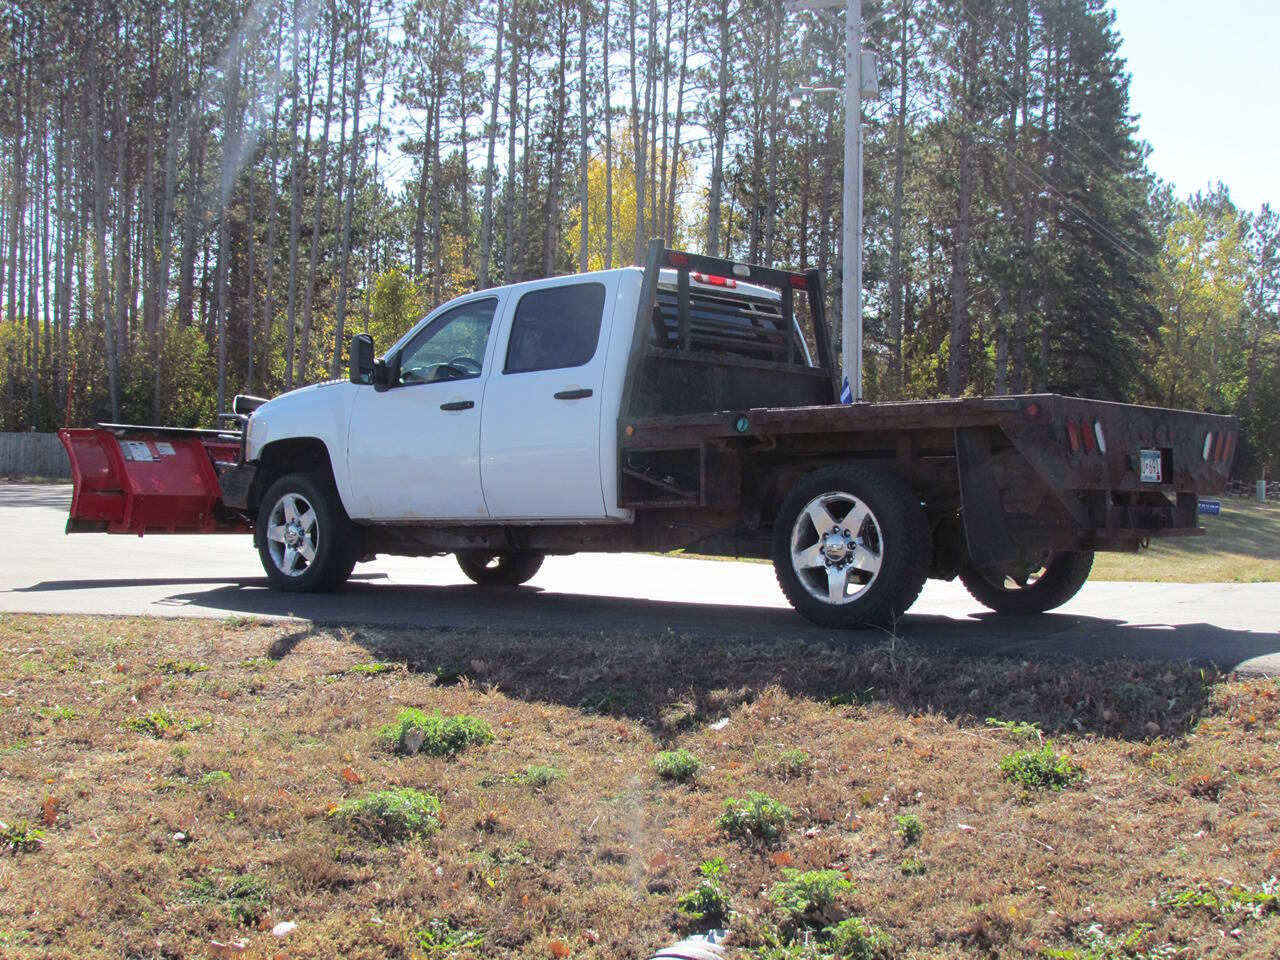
[479,0,506,289]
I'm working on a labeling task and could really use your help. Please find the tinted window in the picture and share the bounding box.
[504,283,607,374]
[397,298,498,385]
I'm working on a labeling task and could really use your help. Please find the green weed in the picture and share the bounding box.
[1000,743,1084,790]
[180,874,270,926]
[123,707,205,738]
[653,748,702,783]
[199,770,232,786]
[0,819,45,854]
[768,869,854,925]
[37,706,76,721]
[776,748,811,778]
[718,791,792,843]
[1163,879,1279,922]
[676,857,731,922]
[349,661,394,675]
[985,717,1043,741]
[1040,922,1176,959]
[894,812,923,845]
[378,708,493,757]
[825,917,894,960]
[899,857,926,876]
[517,764,565,788]
[413,918,484,952]
[333,788,442,842]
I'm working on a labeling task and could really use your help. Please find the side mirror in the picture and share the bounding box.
[349,334,375,385]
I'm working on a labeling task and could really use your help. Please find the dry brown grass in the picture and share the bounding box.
[1,613,1278,959]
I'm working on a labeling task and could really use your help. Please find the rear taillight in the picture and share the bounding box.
[1081,419,1097,454]
[1213,432,1226,462]
[1203,432,1215,461]
[1066,418,1081,453]
[1093,420,1107,455]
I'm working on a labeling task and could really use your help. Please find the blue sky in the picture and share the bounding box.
[1110,0,1278,212]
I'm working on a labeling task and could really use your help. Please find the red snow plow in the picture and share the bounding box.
[58,426,251,536]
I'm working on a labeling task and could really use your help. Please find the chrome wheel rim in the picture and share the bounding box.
[789,492,883,605]
[265,492,318,577]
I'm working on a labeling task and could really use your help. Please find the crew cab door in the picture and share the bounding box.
[345,296,502,521]
[480,278,616,519]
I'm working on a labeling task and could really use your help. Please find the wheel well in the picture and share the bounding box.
[250,438,337,512]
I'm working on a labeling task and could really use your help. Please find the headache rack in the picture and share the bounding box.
[619,240,837,421]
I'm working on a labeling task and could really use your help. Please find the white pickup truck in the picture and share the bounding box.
[61,242,1236,628]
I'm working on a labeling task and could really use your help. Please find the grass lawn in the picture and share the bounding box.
[1,614,1278,959]
[1092,498,1280,583]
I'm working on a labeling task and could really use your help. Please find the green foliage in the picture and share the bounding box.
[123,708,204,738]
[776,749,811,778]
[517,764,565,788]
[377,708,493,757]
[899,858,926,876]
[0,819,45,854]
[894,813,923,846]
[985,717,1043,741]
[199,770,232,786]
[825,917,894,960]
[333,788,442,843]
[578,686,638,714]
[1163,879,1279,922]
[676,858,732,922]
[1039,922,1176,959]
[999,744,1084,791]
[348,661,393,675]
[718,791,793,843]
[180,874,271,926]
[37,706,76,721]
[768,869,854,925]
[653,749,702,783]
[413,918,484,953]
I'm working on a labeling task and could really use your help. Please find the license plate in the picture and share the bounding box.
[1140,448,1162,483]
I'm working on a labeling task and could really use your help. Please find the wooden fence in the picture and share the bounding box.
[0,432,71,479]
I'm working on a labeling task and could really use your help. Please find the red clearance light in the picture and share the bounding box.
[791,273,808,289]
[667,252,689,267]
[1065,419,1081,453]
[692,272,737,288]
[1025,401,1041,419]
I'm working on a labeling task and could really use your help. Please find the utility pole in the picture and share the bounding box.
[785,0,875,402]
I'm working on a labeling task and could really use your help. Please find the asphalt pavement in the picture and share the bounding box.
[2,484,1277,674]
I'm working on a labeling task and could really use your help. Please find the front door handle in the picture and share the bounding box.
[439,400,474,411]
[554,388,593,400]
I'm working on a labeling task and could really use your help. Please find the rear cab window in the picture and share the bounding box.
[504,283,607,374]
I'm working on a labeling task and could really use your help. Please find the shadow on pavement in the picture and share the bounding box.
[125,578,1280,675]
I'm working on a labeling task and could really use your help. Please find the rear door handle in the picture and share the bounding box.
[554,388,593,400]
[439,400,474,411]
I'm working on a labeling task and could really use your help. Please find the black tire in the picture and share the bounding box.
[456,551,545,587]
[958,550,1094,614]
[772,464,929,629]
[255,472,359,592]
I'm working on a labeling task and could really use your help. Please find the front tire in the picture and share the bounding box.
[959,550,1094,614]
[772,465,929,629]
[456,551,545,586]
[255,473,359,592]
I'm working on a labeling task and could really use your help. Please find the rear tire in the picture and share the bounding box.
[255,472,359,593]
[772,464,929,629]
[958,550,1094,614]
[456,551,545,587]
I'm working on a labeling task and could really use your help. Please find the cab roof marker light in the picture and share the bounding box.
[692,272,737,289]
[1093,420,1107,455]
[1203,432,1214,461]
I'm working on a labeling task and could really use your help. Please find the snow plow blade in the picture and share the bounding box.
[58,426,251,535]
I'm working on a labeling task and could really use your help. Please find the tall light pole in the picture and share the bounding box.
[784,0,874,403]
